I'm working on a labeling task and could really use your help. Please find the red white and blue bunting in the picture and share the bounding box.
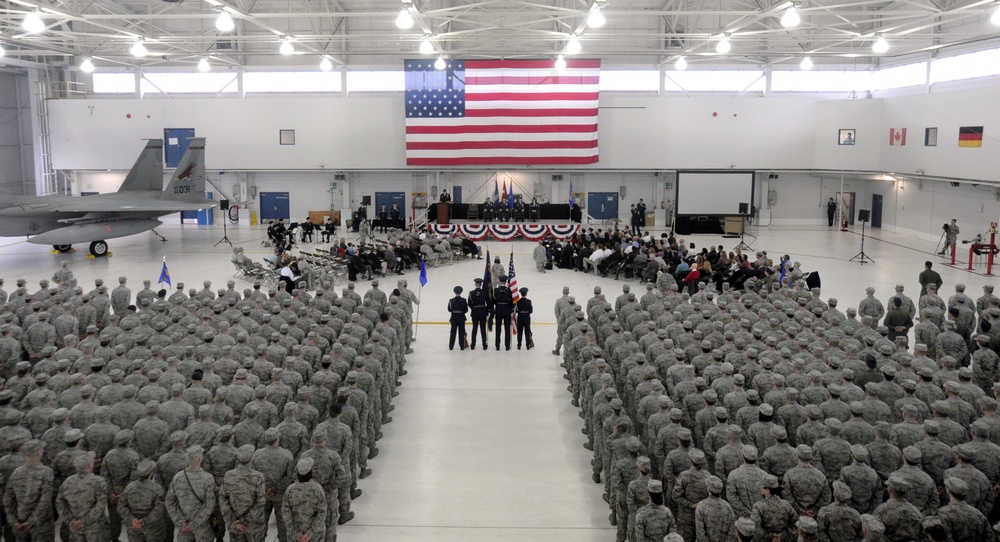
[429,223,580,242]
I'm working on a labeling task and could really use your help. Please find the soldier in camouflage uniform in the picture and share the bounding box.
[750,475,797,542]
[871,476,922,542]
[673,448,710,542]
[634,479,677,542]
[112,276,132,315]
[937,477,991,542]
[56,451,110,542]
[782,444,831,516]
[3,440,55,542]
[118,459,168,542]
[101,429,140,541]
[695,475,736,542]
[816,481,862,542]
[219,445,266,542]
[253,428,295,542]
[165,445,216,542]
[282,458,327,542]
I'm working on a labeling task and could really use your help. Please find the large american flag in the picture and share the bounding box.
[404,59,601,166]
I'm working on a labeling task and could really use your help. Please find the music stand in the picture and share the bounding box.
[214,199,233,248]
[734,202,754,251]
[850,209,875,264]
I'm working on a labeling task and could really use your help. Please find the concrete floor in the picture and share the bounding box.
[0,221,991,542]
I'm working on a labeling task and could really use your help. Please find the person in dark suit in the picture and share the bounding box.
[439,190,452,204]
[529,197,540,222]
[492,275,513,351]
[468,278,490,350]
[637,198,647,228]
[827,197,837,227]
[390,203,402,229]
[515,287,533,350]
[448,286,468,350]
[378,204,389,233]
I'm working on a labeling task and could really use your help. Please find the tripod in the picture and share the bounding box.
[734,214,754,251]
[214,219,233,248]
[850,220,874,264]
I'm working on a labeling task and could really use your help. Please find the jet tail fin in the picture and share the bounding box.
[162,138,207,201]
[117,139,164,192]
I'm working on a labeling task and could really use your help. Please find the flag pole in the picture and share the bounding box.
[414,283,422,339]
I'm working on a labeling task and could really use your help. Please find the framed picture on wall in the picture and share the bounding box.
[838,129,856,146]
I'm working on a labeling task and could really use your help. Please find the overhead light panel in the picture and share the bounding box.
[81,57,95,73]
[675,56,687,70]
[800,56,813,70]
[216,11,235,32]
[587,7,606,28]
[434,56,446,70]
[555,55,567,70]
[280,37,294,55]
[396,8,414,29]
[780,6,800,28]
[130,39,148,58]
[566,36,582,55]
[419,37,434,55]
[0,44,5,58]
[716,34,732,53]
[872,34,889,53]
[198,58,211,72]
[993,5,1000,25]
[320,57,333,71]
[22,11,45,34]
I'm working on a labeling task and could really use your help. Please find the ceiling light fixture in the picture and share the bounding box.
[780,6,800,28]
[81,57,95,72]
[216,11,235,32]
[22,11,45,34]
[198,58,211,72]
[130,39,148,58]
[587,7,606,28]
[0,44,6,58]
[992,4,1000,25]
[716,34,732,53]
[675,56,687,70]
[872,34,889,53]
[434,56,446,70]
[320,57,333,71]
[279,37,294,55]
[555,55,567,70]
[566,36,582,55]
[800,56,813,70]
[419,37,434,55]
[396,8,414,29]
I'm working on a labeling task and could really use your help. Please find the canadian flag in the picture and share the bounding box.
[889,128,907,146]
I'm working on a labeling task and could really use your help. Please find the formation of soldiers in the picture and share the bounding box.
[554,276,1000,542]
[0,269,418,541]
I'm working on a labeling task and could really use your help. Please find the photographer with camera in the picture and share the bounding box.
[938,219,959,255]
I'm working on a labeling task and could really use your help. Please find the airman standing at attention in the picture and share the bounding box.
[448,286,468,351]
[468,278,490,351]
[118,459,168,542]
[112,276,132,315]
[165,445,217,542]
[515,288,533,350]
[492,275,513,351]
[219,445,266,542]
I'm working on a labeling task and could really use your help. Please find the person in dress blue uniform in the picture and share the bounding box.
[515,287,533,350]
[448,286,469,350]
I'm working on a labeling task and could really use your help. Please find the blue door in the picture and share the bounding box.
[587,192,619,220]
[164,128,196,168]
[375,192,405,227]
[182,192,213,223]
[452,186,462,204]
[260,192,290,222]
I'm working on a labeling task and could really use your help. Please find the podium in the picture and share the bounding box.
[436,202,450,224]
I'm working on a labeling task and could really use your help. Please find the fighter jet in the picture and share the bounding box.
[0,137,216,257]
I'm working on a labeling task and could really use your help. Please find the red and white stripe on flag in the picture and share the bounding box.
[406,59,601,166]
[889,128,907,146]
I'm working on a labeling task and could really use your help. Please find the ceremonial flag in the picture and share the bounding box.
[508,181,515,209]
[404,59,601,166]
[889,128,906,146]
[569,180,575,208]
[959,126,984,148]
[502,181,508,207]
[508,251,520,334]
[483,248,492,299]
[158,257,171,287]
[419,257,428,287]
[494,178,500,203]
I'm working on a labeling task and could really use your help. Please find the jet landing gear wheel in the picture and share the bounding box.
[89,240,109,257]
[53,244,72,252]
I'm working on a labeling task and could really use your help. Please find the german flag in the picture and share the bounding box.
[959,126,983,148]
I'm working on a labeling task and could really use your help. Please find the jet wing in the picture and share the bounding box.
[38,198,217,213]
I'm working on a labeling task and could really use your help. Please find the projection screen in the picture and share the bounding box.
[676,171,755,216]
